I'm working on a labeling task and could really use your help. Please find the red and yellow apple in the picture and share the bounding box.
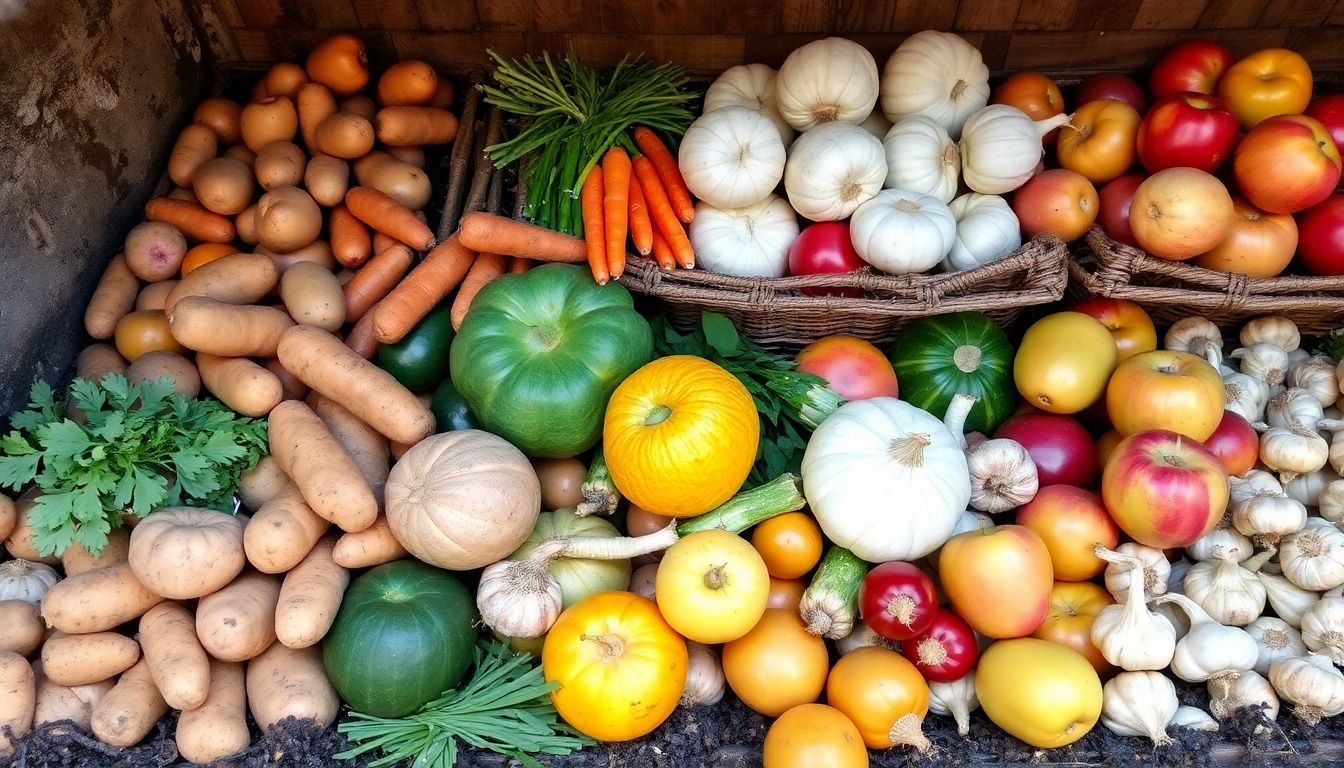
[1193,197,1298,278]
[1032,581,1115,677]
[1106,349,1226,441]
[1233,114,1342,215]
[1203,410,1259,476]
[1218,48,1314,129]
[1070,298,1157,363]
[1129,168,1234,260]
[938,524,1054,639]
[1150,40,1234,99]
[1101,430,1231,549]
[795,335,899,401]
[1016,486,1120,582]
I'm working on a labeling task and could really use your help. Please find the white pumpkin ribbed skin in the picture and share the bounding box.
[880,30,990,138]
[775,37,880,131]
[704,64,795,149]
[943,193,1022,272]
[384,430,541,570]
[959,105,1049,194]
[689,195,800,277]
[678,106,786,209]
[784,122,885,222]
[882,115,960,203]
[801,398,970,563]
[849,188,957,275]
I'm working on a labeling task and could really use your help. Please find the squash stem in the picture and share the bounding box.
[798,545,868,639]
[542,522,679,561]
[941,393,978,446]
[676,474,806,536]
[575,447,621,517]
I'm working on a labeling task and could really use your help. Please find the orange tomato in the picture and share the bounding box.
[763,704,869,768]
[1106,349,1226,441]
[1015,486,1119,581]
[1057,99,1141,184]
[1218,48,1313,129]
[825,647,931,750]
[1194,197,1298,277]
[722,609,829,717]
[993,72,1065,143]
[751,512,824,580]
[766,577,806,610]
[305,33,369,96]
[1031,581,1115,676]
[114,310,184,361]
[794,335,899,401]
[180,243,239,276]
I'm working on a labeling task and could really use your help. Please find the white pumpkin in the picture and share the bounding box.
[880,31,991,138]
[943,193,1022,272]
[802,398,970,562]
[882,116,960,203]
[960,105,1071,194]
[0,559,59,603]
[678,106,786,209]
[775,37,880,131]
[704,63,794,148]
[688,195,800,278]
[850,188,957,275]
[784,122,885,222]
[859,109,892,141]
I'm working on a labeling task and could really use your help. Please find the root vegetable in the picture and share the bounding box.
[342,244,412,323]
[175,660,249,764]
[75,343,128,383]
[261,238,337,273]
[192,157,255,215]
[254,140,306,190]
[126,350,201,397]
[5,495,58,565]
[194,98,243,145]
[353,151,432,210]
[238,456,295,512]
[297,82,337,151]
[315,111,375,159]
[310,393,391,507]
[84,254,140,339]
[245,643,339,731]
[0,652,35,754]
[275,535,347,648]
[33,663,114,732]
[332,515,407,568]
[268,400,378,532]
[255,185,323,253]
[330,204,372,267]
[128,507,246,600]
[195,571,282,662]
[41,563,163,634]
[374,106,459,145]
[168,296,294,357]
[138,601,210,710]
[305,153,349,207]
[60,527,130,577]
[241,96,298,152]
[377,60,438,106]
[40,631,141,687]
[265,358,310,400]
[90,658,168,748]
[124,222,187,282]
[280,261,346,331]
[244,490,329,573]
[197,353,284,417]
[144,198,236,243]
[134,281,177,311]
[169,124,219,187]
[0,601,43,657]
[345,185,434,250]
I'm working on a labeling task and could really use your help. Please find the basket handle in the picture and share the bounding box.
[1084,227,1141,284]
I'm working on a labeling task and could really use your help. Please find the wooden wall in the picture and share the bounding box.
[196,0,1344,75]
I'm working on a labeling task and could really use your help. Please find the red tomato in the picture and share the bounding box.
[788,222,864,297]
[901,610,978,682]
[1136,93,1239,174]
[1297,195,1344,276]
[1012,169,1099,242]
[1076,73,1147,114]
[1306,95,1344,154]
[993,72,1065,143]
[1057,100,1141,185]
[1193,197,1297,278]
[859,562,938,642]
[795,335,899,401]
[1097,174,1145,247]
[1203,410,1259,476]
[1218,48,1314,130]
[1149,40,1234,100]
[994,413,1099,488]
[1234,115,1342,215]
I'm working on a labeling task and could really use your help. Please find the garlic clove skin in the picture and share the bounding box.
[475,558,563,639]
[1092,552,1177,671]
[1300,595,1344,665]
[927,671,978,737]
[1256,570,1320,629]
[1100,671,1177,746]
[1210,669,1279,731]
[680,641,726,706]
[1285,466,1342,507]
[966,437,1038,514]
[1165,316,1224,367]
[1230,469,1284,506]
[1232,493,1307,549]
[1186,517,1253,563]
[1287,356,1339,408]
[1183,547,1268,627]
[1279,522,1344,592]
[1099,543,1170,603]
[835,622,899,656]
[1269,653,1344,725]
[1233,342,1291,390]
[1239,316,1300,354]
[1266,387,1326,431]
[1156,593,1258,687]
[1259,425,1329,485]
[1223,372,1270,424]
[1169,705,1219,732]
[1323,480,1344,523]
[1246,616,1309,676]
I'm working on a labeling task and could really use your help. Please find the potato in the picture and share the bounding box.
[236,202,259,244]
[124,221,187,282]
[260,238,336,273]
[241,95,298,152]
[222,143,257,165]
[0,652,35,754]
[354,151,432,210]
[267,400,378,533]
[280,261,345,331]
[128,507,246,600]
[41,563,163,634]
[90,658,168,748]
[138,601,210,710]
[167,186,199,202]
[196,354,284,417]
[125,350,201,397]
[264,358,310,400]
[60,527,130,577]
[305,153,349,207]
[297,82,337,152]
[134,279,178,311]
[75,343,129,383]
[0,492,14,542]
[5,494,58,565]
[195,571,281,662]
[164,251,280,314]
[255,185,322,253]
[168,296,294,358]
[41,631,141,687]
[332,515,408,569]
[238,455,293,512]
[169,124,219,187]
[245,643,338,731]
[176,660,249,764]
[32,661,114,733]
[243,491,328,574]
[262,62,308,100]
[341,94,377,120]
[0,601,43,657]
[310,393,390,506]
[275,535,347,649]
[384,144,426,167]
[534,457,586,510]
[192,156,254,216]
[315,111,375,159]
[255,140,307,190]
[194,98,243,145]
[85,254,140,339]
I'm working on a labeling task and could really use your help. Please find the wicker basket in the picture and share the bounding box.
[1072,227,1344,334]
[618,234,1069,348]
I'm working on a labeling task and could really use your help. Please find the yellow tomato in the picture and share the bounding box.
[1013,312,1117,414]
[656,529,769,643]
[751,512,824,580]
[180,243,239,276]
[542,591,687,742]
[763,704,869,768]
[1057,99,1141,184]
[766,577,807,610]
[976,637,1103,748]
[114,309,185,361]
[1032,581,1115,677]
[603,355,760,517]
[825,647,930,750]
[723,609,829,717]
[1218,48,1313,129]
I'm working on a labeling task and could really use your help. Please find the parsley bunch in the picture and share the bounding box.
[0,375,268,557]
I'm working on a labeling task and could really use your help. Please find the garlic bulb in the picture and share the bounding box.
[1156,593,1258,697]
[1329,429,1344,479]
[1156,559,1194,640]
[1210,669,1279,727]
[1259,425,1329,485]
[1223,372,1270,424]
[1233,342,1290,391]
[1289,348,1311,364]
[628,562,658,601]
[1100,671,1178,746]
[0,559,59,603]
[1232,492,1308,548]
[1098,543,1170,603]
[1338,358,1344,399]
[1279,522,1344,591]
[1183,546,1271,626]
[1230,469,1284,506]
[1269,653,1344,724]
[1239,316,1300,353]
[1169,705,1219,732]
[1165,316,1224,367]
[681,641,726,706]
[1300,595,1344,665]
[836,622,899,655]
[1186,515,1253,563]
[1287,356,1339,408]
[1321,480,1344,522]
[1266,388,1325,430]
[1246,617,1308,676]
[965,438,1038,513]
[927,672,978,737]
[1256,569,1320,628]
[1285,465,1342,507]
[1091,551,1176,670]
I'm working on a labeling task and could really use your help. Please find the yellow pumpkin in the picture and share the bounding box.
[975,637,1103,748]
[603,355,759,517]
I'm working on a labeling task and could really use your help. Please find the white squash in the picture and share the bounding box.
[859,109,892,141]
[688,195,799,278]
[704,63,794,148]
[678,106,786,210]
[944,194,1022,272]
[801,397,971,562]
[850,189,957,275]
[784,122,885,222]
[775,37,880,131]
[0,560,59,604]
[880,31,991,138]
[882,116,960,203]
[960,105,1072,194]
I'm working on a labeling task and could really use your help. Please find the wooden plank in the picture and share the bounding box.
[230,28,275,60]
[392,31,527,72]
[977,30,1012,70]
[352,0,422,29]
[1331,0,1344,25]
[1014,0,1077,30]
[834,0,898,33]
[1002,28,1288,70]
[1131,0,1208,29]
[292,0,360,29]
[534,0,599,32]
[561,33,746,72]
[477,0,534,31]
[267,28,396,63]
[236,0,289,27]
[1196,0,1270,28]
[894,0,958,30]
[211,0,246,27]
[601,0,714,34]
[714,0,780,34]
[413,0,478,30]
[954,0,1021,30]
[1070,0,1141,31]
[1259,0,1333,27]
[781,0,833,32]
[1285,27,1344,70]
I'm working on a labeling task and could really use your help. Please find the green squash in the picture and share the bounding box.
[321,560,476,717]
[449,263,653,457]
[377,301,454,393]
[889,312,1016,434]
[430,378,479,432]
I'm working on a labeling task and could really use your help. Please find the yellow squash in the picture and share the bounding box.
[975,637,1103,748]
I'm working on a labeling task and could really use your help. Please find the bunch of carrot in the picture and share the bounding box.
[580,127,696,285]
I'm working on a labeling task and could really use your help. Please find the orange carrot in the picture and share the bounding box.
[627,173,653,256]
[342,244,414,322]
[144,197,235,243]
[602,148,631,279]
[330,204,373,268]
[650,228,676,270]
[371,231,399,256]
[508,256,532,274]
[633,126,694,224]
[580,167,608,285]
[633,157,694,268]
[450,252,508,330]
[344,304,380,359]
[372,234,475,343]
[345,186,434,251]
[456,212,588,263]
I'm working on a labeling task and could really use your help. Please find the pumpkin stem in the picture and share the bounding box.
[942,141,961,172]
[703,564,727,590]
[581,633,625,660]
[895,199,921,213]
[941,393,978,447]
[575,448,621,517]
[949,79,968,101]
[952,344,981,374]
[888,713,934,755]
[888,434,933,467]
[812,105,839,124]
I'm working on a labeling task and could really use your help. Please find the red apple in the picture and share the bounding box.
[1234,114,1343,215]
[1097,174,1145,246]
[994,413,1100,488]
[1070,297,1157,363]
[1076,73,1147,114]
[1016,486,1120,582]
[1203,411,1259,476]
[795,334,899,401]
[1149,40,1234,99]
[1297,195,1344,277]
[1101,430,1230,549]
[1307,95,1344,155]
[1137,92,1239,174]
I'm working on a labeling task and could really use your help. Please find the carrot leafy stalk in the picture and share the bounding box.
[602,147,631,279]
[632,156,694,269]
[580,167,608,284]
[627,173,653,256]
[633,126,694,224]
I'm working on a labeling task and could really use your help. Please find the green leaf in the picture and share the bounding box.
[701,311,740,356]
[41,419,93,459]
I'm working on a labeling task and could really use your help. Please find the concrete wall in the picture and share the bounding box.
[0,0,208,417]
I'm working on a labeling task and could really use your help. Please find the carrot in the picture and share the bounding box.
[371,235,474,343]
[343,244,413,322]
[456,212,587,263]
[344,304,380,359]
[373,106,459,146]
[371,231,399,256]
[633,156,694,268]
[633,126,695,223]
[450,253,508,331]
[144,197,235,243]
[627,173,653,256]
[650,228,676,270]
[508,256,532,274]
[344,186,434,251]
[580,167,608,284]
[602,148,631,279]
[329,204,372,268]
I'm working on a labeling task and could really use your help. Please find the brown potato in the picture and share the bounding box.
[137,602,210,710]
[193,156,255,215]
[340,94,377,120]
[280,261,345,331]
[384,144,425,167]
[245,643,338,730]
[262,62,308,99]
[167,296,294,358]
[236,202,259,244]
[315,111,375,159]
[175,660,249,764]
[197,354,284,417]
[194,98,243,145]
[255,185,322,253]
[304,153,349,207]
[40,563,163,634]
[32,663,114,733]
[259,238,336,273]
[264,358,310,400]
[60,527,131,577]
[0,493,13,542]
[75,343,128,383]
[134,279,179,311]
[0,601,43,658]
[125,349,201,397]
[243,490,327,573]
[222,143,256,165]
[84,254,140,339]
[254,140,307,190]
[124,222,187,282]
[296,82,337,152]
[238,455,294,512]
[241,96,298,152]
[164,251,279,314]
[169,124,219,187]
[0,653,36,752]
[90,658,169,748]
[353,151,431,210]
[194,571,281,662]
[5,493,58,565]
[40,631,141,687]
